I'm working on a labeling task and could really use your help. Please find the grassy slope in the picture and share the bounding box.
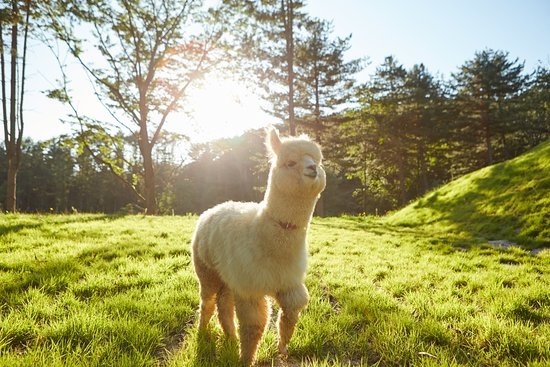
[0,144,549,366]
[387,140,550,248]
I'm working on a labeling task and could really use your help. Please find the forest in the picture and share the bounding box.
[1,0,549,215]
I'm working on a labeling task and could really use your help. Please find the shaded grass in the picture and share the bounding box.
[1,211,549,366]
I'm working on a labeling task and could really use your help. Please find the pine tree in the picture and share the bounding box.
[403,63,448,196]
[452,49,528,168]
[518,65,550,148]
[294,18,363,136]
[225,0,308,135]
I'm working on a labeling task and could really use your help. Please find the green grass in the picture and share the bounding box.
[1,141,549,366]
[1,214,548,366]
[0,215,197,367]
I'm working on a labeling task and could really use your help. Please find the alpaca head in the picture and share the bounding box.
[265,128,326,198]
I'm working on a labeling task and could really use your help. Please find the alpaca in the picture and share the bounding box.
[191,127,326,365]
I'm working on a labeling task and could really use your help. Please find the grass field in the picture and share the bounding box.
[1,143,549,366]
[1,214,548,367]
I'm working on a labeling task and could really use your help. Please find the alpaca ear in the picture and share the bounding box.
[266,127,282,157]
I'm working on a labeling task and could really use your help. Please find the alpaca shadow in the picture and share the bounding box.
[192,329,240,367]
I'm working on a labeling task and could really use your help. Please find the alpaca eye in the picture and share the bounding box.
[286,160,297,168]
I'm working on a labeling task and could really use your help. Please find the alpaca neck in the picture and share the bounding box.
[262,185,318,230]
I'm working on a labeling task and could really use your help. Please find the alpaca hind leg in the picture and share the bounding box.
[275,284,309,355]
[198,288,217,330]
[217,285,237,338]
[235,295,270,366]
[193,256,222,330]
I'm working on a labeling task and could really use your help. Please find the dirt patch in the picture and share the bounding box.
[155,322,193,367]
[488,240,516,248]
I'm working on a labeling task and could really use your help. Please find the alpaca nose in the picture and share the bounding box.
[304,155,318,178]
[304,161,318,178]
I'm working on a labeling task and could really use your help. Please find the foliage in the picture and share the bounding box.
[333,52,548,214]
[2,0,549,217]
[225,0,309,135]
[0,137,136,213]
[172,131,268,214]
[337,57,450,212]
[517,65,550,147]
[294,18,364,138]
[4,0,545,216]
[39,0,228,214]
[451,49,529,169]
[225,0,364,138]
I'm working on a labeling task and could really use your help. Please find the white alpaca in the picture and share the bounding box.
[191,127,326,365]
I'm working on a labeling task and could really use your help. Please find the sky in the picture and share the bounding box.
[21,0,550,143]
[307,0,550,77]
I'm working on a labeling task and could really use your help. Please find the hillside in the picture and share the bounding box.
[387,140,550,248]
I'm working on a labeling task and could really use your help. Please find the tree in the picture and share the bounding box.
[0,0,31,212]
[338,57,449,212]
[518,65,550,148]
[227,0,308,136]
[365,56,410,206]
[452,49,528,167]
[294,18,363,135]
[42,0,225,214]
[403,63,449,195]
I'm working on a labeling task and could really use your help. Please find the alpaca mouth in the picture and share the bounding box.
[304,171,317,178]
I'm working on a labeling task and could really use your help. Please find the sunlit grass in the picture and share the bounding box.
[1,213,548,366]
[0,214,197,367]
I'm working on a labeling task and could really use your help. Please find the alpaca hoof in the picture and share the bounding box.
[239,355,254,367]
[278,343,288,356]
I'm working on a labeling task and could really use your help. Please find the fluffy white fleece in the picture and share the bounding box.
[191,127,326,365]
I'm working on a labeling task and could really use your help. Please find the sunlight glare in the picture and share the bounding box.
[182,75,277,143]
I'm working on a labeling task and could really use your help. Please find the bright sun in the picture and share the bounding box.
[181,74,278,143]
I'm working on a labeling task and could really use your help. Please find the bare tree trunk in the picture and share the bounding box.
[5,1,19,212]
[5,160,16,212]
[139,125,157,215]
[397,144,407,206]
[282,0,296,136]
[2,0,29,212]
[481,103,493,165]
[143,153,157,215]
[418,141,429,194]
[484,125,493,165]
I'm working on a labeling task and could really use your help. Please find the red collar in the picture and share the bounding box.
[278,221,298,230]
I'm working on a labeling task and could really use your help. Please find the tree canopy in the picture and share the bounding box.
[40,0,227,214]
[1,0,548,215]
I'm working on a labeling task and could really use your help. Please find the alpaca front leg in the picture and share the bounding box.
[275,284,309,355]
[235,295,269,366]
